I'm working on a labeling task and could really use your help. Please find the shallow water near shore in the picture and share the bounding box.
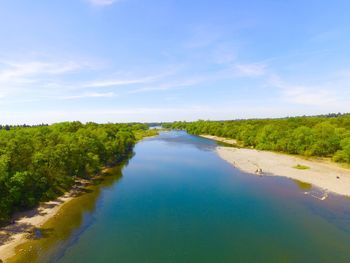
[8,131,350,263]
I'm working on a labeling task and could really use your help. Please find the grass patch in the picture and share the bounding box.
[293,164,310,170]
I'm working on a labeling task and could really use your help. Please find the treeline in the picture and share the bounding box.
[164,114,350,163]
[0,124,49,130]
[0,121,156,225]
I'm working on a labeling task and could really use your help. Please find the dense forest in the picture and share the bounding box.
[164,114,350,164]
[0,122,156,225]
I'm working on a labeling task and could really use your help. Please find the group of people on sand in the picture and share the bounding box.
[255,168,263,176]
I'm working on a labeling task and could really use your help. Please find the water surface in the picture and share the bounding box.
[11,131,350,262]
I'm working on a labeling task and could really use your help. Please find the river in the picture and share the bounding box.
[10,131,350,262]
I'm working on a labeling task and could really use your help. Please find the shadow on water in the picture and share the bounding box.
[7,165,126,263]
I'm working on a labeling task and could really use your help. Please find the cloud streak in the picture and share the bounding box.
[57,92,115,100]
[0,60,81,83]
[232,63,267,77]
[267,74,341,107]
[0,59,90,100]
[129,76,207,94]
[88,0,119,6]
[81,75,159,88]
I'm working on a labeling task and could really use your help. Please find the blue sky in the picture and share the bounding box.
[0,0,349,124]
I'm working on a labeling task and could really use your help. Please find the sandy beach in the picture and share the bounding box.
[201,135,350,197]
[0,178,95,262]
[200,135,238,145]
[0,195,72,262]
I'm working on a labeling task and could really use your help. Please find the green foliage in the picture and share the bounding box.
[134,129,158,141]
[165,114,350,163]
[333,138,350,163]
[287,126,314,155]
[0,122,153,225]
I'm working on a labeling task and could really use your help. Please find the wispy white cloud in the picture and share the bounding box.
[88,0,119,6]
[309,29,342,43]
[0,56,184,105]
[0,61,78,83]
[82,76,157,88]
[0,46,348,124]
[129,76,206,94]
[283,86,336,106]
[268,74,340,107]
[57,92,115,100]
[0,60,85,85]
[232,63,267,77]
[77,68,180,89]
[0,59,89,100]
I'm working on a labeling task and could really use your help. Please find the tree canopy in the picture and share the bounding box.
[0,122,155,225]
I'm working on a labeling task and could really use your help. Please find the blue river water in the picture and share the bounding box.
[18,131,350,263]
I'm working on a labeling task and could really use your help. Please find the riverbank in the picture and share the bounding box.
[0,131,158,262]
[0,178,95,262]
[199,135,239,146]
[200,135,350,197]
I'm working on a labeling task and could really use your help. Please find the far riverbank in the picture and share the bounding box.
[200,135,350,197]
